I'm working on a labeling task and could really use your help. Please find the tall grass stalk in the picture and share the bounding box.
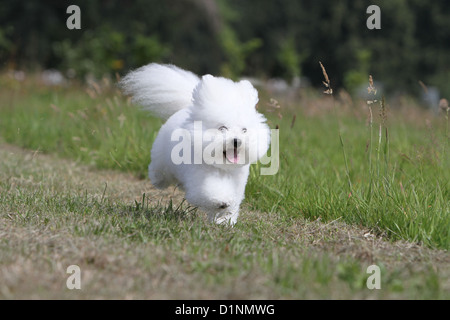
[441,98,449,162]
[366,75,376,198]
[319,61,352,192]
[367,76,390,195]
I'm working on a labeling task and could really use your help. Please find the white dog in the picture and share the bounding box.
[120,64,270,225]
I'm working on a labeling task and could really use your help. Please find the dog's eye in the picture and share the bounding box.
[219,126,228,132]
[242,128,247,133]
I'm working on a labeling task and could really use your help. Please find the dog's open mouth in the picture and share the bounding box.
[224,147,239,164]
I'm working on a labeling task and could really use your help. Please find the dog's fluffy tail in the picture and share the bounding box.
[120,63,200,120]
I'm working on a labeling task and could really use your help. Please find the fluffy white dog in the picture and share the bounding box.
[120,64,270,225]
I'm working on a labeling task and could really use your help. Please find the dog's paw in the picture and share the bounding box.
[211,211,239,226]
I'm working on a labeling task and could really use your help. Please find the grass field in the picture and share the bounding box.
[0,73,449,299]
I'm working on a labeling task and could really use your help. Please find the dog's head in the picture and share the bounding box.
[189,75,270,169]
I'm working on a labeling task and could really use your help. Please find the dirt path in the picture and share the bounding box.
[0,142,185,205]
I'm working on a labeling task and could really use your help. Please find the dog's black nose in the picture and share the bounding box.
[233,138,242,148]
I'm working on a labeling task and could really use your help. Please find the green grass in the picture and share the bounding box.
[0,74,449,299]
[0,76,450,299]
[248,109,449,249]
[0,143,448,298]
[0,78,159,176]
[0,74,448,250]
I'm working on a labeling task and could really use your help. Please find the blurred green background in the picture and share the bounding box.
[1,0,449,97]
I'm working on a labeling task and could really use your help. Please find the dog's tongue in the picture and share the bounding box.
[226,148,239,164]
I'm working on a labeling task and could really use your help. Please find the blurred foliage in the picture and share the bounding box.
[53,27,169,78]
[343,49,371,95]
[0,0,449,96]
[219,26,262,79]
[276,36,303,81]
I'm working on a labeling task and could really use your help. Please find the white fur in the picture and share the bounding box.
[120,63,270,225]
[120,64,200,120]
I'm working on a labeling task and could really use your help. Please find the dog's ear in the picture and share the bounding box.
[238,80,259,108]
[195,74,214,89]
[198,74,215,90]
[202,74,214,81]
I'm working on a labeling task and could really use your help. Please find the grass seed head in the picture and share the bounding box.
[368,75,377,95]
[439,98,449,113]
[319,61,333,95]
